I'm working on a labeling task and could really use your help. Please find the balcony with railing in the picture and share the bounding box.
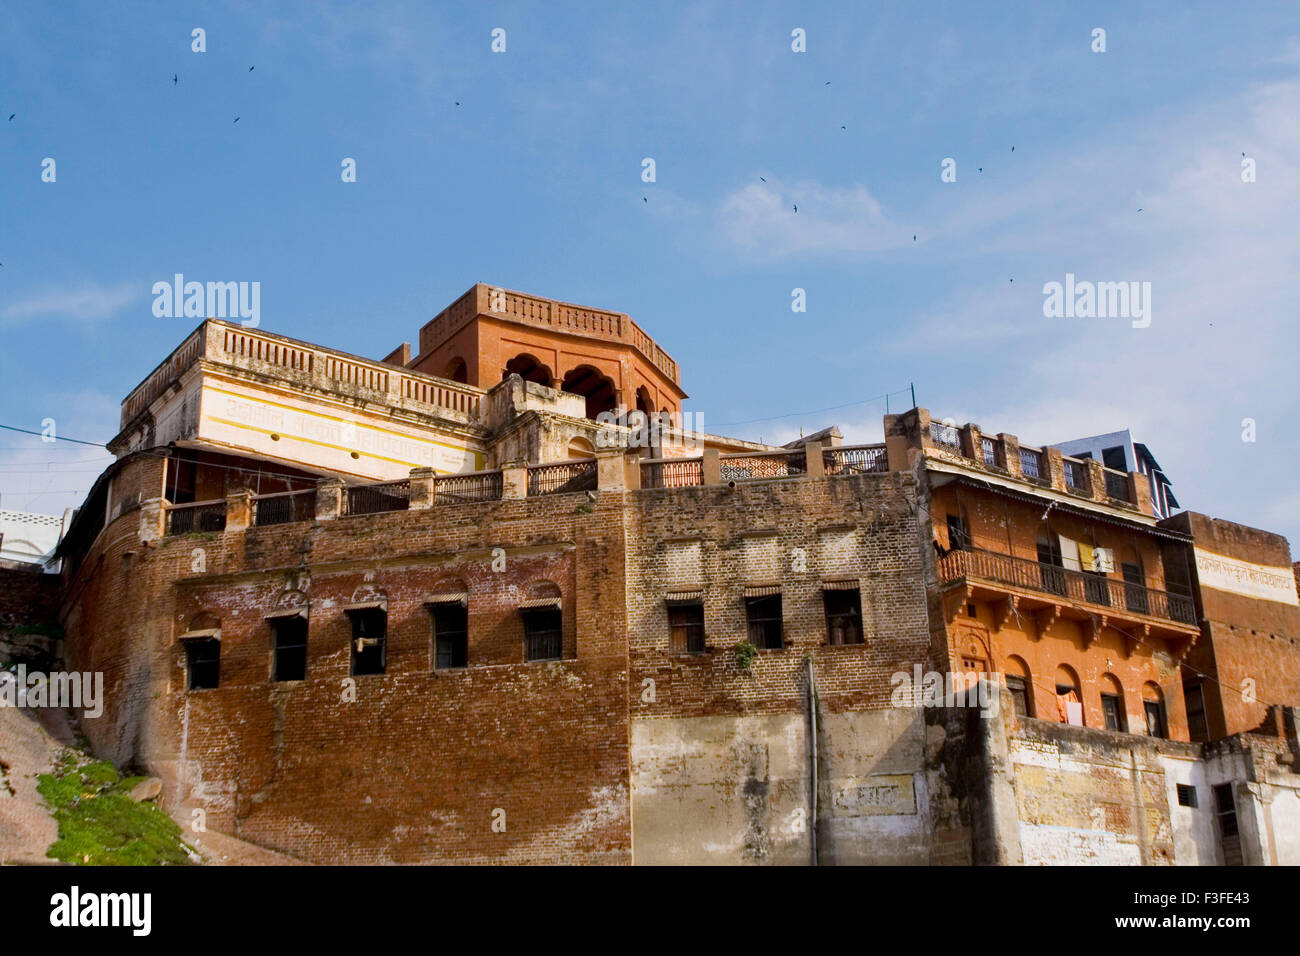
[252,489,317,526]
[344,479,411,516]
[719,449,807,482]
[640,457,705,489]
[935,546,1198,643]
[433,470,504,504]
[903,408,1151,516]
[527,460,598,496]
[119,320,487,437]
[1063,456,1091,497]
[1018,445,1048,484]
[164,499,227,535]
[824,444,888,475]
[418,284,681,385]
[1103,467,1133,505]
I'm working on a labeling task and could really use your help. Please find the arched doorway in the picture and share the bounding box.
[561,365,617,419]
[503,353,553,386]
[444,357,468,384]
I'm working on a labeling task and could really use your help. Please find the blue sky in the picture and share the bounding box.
[2,1,1298,545]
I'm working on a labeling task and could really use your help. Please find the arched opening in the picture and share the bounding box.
[1054,664,1083,725]
[503,353,553,386]
[566,436,595,460]
[635,386,654,416]
[1100,673,1127,732]
[1004,655,1034,718]
[561,365,617,420]
[1142,682,1167,738]
[443,356,468,384]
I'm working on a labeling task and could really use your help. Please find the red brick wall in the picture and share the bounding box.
[1163,512,1300,739]
[60,457,631,863]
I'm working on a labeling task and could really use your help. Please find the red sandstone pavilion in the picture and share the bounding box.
[49,283,1300,865]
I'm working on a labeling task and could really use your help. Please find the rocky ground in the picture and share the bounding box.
[0,698,305,866]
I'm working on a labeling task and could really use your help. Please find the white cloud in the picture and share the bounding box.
[1,281,139,326]
[717,178,905,260]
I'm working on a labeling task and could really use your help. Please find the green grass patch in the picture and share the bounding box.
[36,751,193,866]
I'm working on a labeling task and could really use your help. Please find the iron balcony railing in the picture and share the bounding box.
[433,470,504,504]
[936,547,1197,626]
[641,457,704,488]
[719,449,807,482]
[929,421,962,453]
[1063,457,1091,496]
[252,489,317,526]
[527,460,597,496]
[980,436,1003,469]
[1104,468,1132,503]
[824,444,888,475]
[165,499,227,535]
[1019,446,1047,483]
[344,479,410,515]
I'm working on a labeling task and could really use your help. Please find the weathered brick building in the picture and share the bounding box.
[48,284,1300,864]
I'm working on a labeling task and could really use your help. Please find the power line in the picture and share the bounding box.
[0,423,108,448]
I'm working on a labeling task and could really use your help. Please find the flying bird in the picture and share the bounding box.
[1011,146,1015,151]
[172,74,178,85]
[1009,278,1014,282]
[233,116,240,123]
[913,235,916,241]
[759,176,766,182]
[793,203,798,213]
[249,65,255,72]
[642,196,647,203]
[7,114,13,121]
[825,81,830,85]
[840,125,846,130]
[454,100,461,106]
[978,167,982,172]
[1137,208,1143,212]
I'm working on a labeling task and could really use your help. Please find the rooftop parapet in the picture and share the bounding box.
[417,283,681,386]
[119,320,487,433]
[885,407,1157,517]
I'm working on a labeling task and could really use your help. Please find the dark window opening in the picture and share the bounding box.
[1176,784,1198,808]
[432,603,468,669]
[1214,784,1238,837]
[185,638,220,690]
[1101,693,1125,732]
[946,514,971,551]
[271,617,307,682]
[1215,782,1242,866]
[824,589,863,645]
[523,608,562,661]
[349,608,387,675]
[1185,683,1209,742]
[1006,675,1032,717]
[1037,538,1065,596]
[745,595,783,650]
[1144,699,1167,739]
[1123,561,1149,615]
[669,602,705,654]
[1102,445,1128,471]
